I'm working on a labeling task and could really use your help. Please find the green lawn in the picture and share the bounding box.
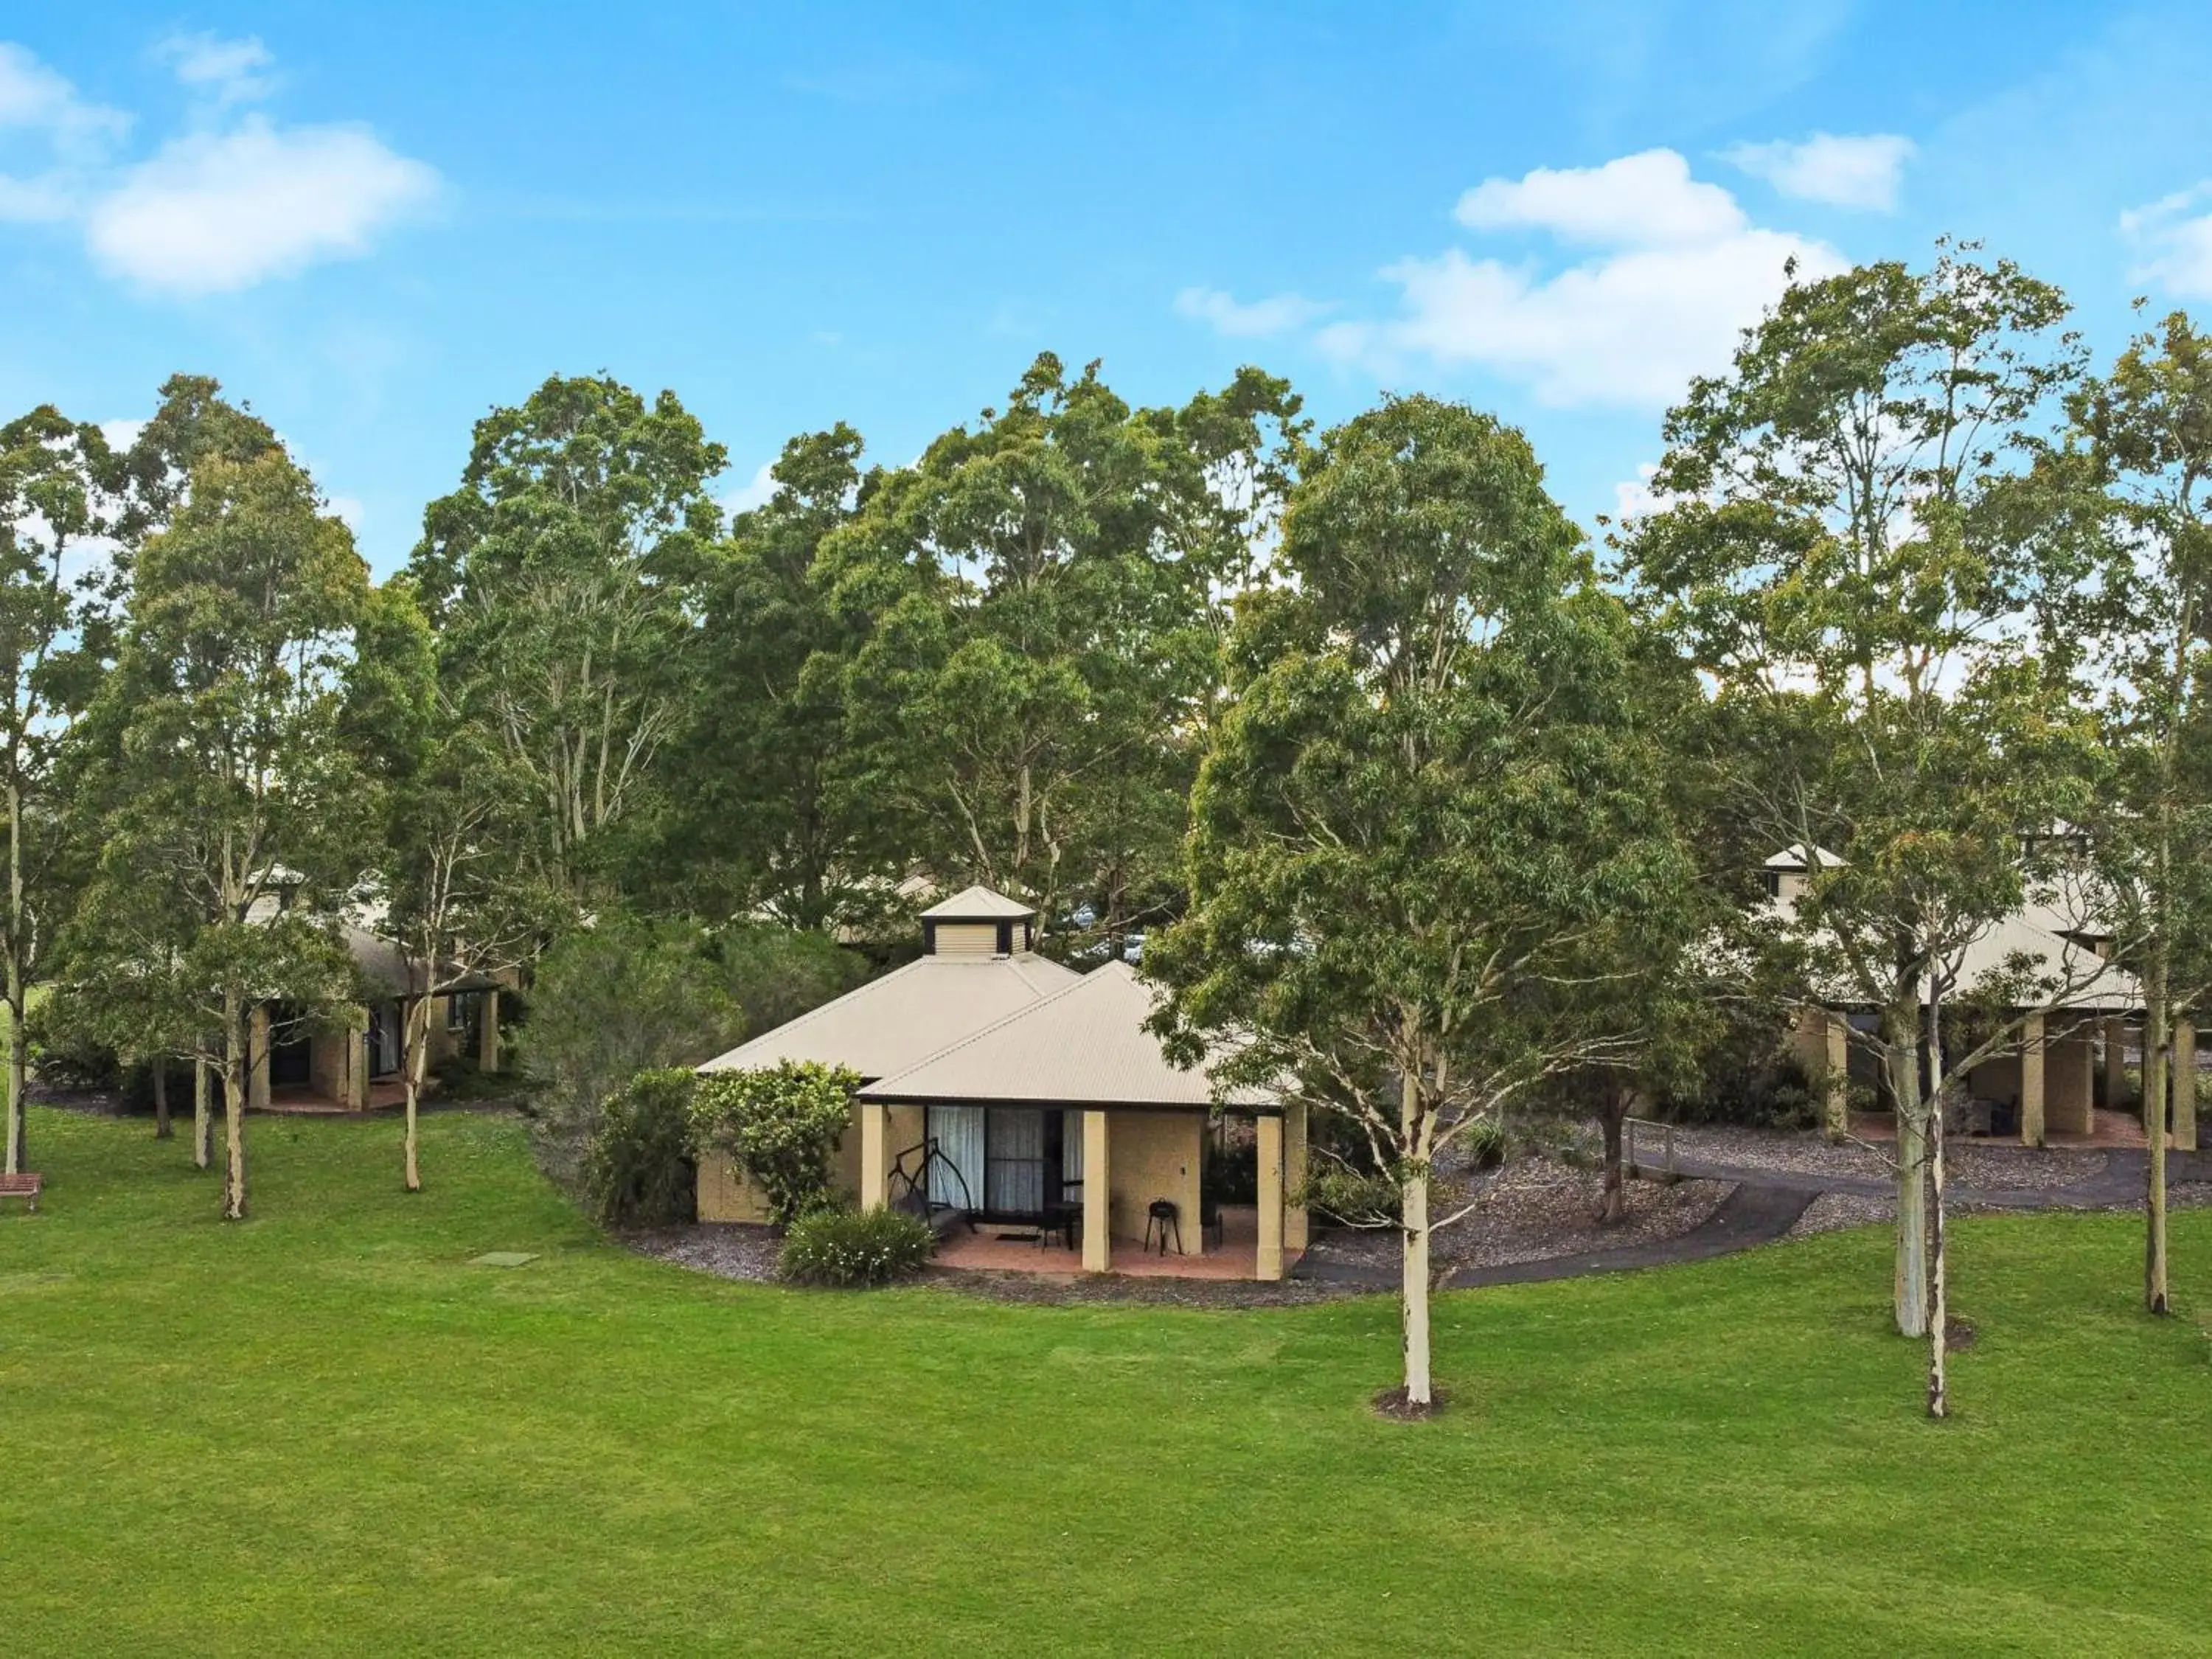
[2,1107,2207,1657]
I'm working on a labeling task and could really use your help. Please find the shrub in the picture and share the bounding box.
[779,1203,935,1287]
[520,911,864,1197]
[520,912,747,1193]
[690,1060,858,1225]
[22,990,121,1093]
[583,1068,700,1228]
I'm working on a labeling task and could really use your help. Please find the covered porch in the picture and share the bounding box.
[853,961,1309,1281]
[865,1103,1310,1281]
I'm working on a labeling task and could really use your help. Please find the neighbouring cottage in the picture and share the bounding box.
[1767,844,2188,1148]
[237,871,505,1111]
[695,886,1310,1279]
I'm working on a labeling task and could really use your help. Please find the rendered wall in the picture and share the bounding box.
[1107,1111,1203,1253]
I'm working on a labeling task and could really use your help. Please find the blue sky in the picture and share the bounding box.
[7,2,2212,572]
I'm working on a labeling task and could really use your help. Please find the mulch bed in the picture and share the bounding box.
[1371,1385,1450,1421]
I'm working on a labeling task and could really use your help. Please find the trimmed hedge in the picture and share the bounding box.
[779,1204,935,1287]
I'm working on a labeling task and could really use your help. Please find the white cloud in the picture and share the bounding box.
[1613,462,1663,522]
[85,117,439,296]
[2121,185,2212,299]
[1723,132,1914,211]
[0,40,436,294]
[98,418,145,452]
[1321,151,1842,409]
[0,41,128,152]
[1455,149,1745,247]
[721,461,778,517]
[0,41,128,218]
[1174,285,1331,338]
[0,172,72,221]
[159,32,277,106]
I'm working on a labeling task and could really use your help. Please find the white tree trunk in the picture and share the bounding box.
[192,1058,212,1170]
[222,1000,248,1221]
[403,995,431,1193]
[2,992,22,1178]
[1401,1167,1433,1407]
[1924,1006,1950,1419]
[2144,972,2171,1315]
[1399,1070,1433,1407]
[1890,1032,1930,1339]
[4,776,23,1178]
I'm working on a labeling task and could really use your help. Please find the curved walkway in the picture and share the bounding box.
[1293,1147,2212,1292]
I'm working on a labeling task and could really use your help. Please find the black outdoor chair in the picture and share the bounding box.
[1144,1197,1183,1255]
[1038,1201,1080,1251]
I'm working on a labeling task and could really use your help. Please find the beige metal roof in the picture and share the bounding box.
[698,951,1078,1081]
[858,960,1273,1110]
[919,884,1037,921]
[1765,844,1846,869]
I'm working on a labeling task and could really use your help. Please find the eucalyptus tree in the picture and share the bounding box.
[351,574,554,1192]
[0,408,122,1174]
[662,425,900,931]
[2064,309,2212,1314]
[409,375,725,902]
[1147,395,1693,1411]
[1625,245,2102,1415]
[822,355,1293,937]
[67,448,371,1219]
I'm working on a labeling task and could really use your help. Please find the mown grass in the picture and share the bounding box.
[1,1105,2206,1657]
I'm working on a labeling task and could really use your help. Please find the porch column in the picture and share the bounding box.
[1256,1112,1285,1282]
[248,1006,271,1112]
[478,988,501,1072]
[1283,1099,1310,1253]
[347,1018,368,1111]
[1082,1109,1111,1272]
[2104,1016,2128,1110]
[2019,1013,2045,1147]
[858,1101,888,1211]
[1823,1012,1850,1139]
[2174,1020,2198,1152]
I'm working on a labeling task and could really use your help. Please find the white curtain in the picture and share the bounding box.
[927,1106,984,1211]
[986,1108,1045,1214]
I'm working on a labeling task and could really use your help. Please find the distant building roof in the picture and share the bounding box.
[919,884,1037,921]
[858,961,1273,1110]
[698,951,1077,1082]
[1765,844,1846,870]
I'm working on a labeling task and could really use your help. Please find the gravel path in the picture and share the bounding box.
[1298,1155,1728,1279]
[628,1142,2212,1302]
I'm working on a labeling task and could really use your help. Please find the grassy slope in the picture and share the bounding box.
[1,1107,2206,1658]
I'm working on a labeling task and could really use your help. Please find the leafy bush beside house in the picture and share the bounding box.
[779,1203,935,1287]
[583,1067,699,1228]
[521,913,860,1194]
[690,1060,860,1225]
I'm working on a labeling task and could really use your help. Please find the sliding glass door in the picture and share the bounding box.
[925,1106,1074,1220]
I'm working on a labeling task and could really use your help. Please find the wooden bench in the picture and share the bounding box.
[0,1172,41,1212]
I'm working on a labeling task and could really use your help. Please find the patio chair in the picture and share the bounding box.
[1037,1201,1080,1251]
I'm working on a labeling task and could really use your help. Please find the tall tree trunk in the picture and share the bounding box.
[1399,1071,1433,1407]
[403,995,430,1193]
[1888,1024,1930,1339]
[1924,1001,1950,1419]
[2,991,22,1179]
[1595,1082,1628,1224]
[222,998,248,1221]
[4,776,23,1178]
[2143,963,2171,1316]
[192,1057,212,1170]
[153,1061,171,1139]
